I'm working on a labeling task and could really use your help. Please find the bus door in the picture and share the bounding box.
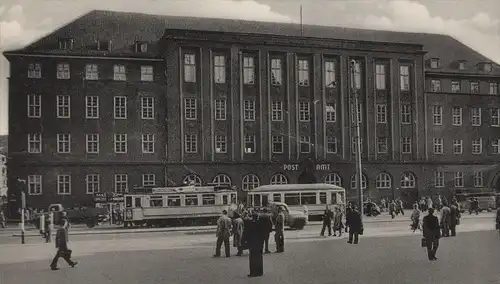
[262,194,269,207]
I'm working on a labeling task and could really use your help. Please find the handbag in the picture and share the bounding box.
[421,238,427,248]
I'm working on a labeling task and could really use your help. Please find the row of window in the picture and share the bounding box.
[432,138,500,155]
[432,106,500,127]
[27,63,155,81]
[430,79,498,95]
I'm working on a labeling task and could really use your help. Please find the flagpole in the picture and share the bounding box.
[350,60,364,219]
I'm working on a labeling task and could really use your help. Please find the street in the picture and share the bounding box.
[0,229,498,284]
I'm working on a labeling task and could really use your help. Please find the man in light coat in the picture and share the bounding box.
[274,207,285,253]
[440,202,451,237]
[214,210,232,258]
[232,213,244,256]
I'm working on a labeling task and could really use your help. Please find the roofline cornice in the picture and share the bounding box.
[2,52,163,62]
[425,71,500,79]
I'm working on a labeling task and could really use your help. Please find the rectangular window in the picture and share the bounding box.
[300,136,310,153]
[85,96,99,119]
[184,53,196,83]
[56,95,70,118]
[491,108,499,126]
[327,137,337,153]
[185,134,197,153]
[353,61,361,89]
[113,65,126,81]
[298,59,309,86]
[377,137,388,153]
[214,99,226,120]
[432,105,443,125]
[472,138,482,154]
[299,101,310,122]
[272,136,283,153]
[430,59,439,69]
[325,61,336,88]
[214,55,226,83]
[243,56,255,85]
[57,175,71,195]
[57,134,71,153]
[401,104,412,124]
[453,139,463,155]
[28,133,42,153]
[28,63,41,78]
[244,135,256,153]
[85,64,98,80]
[434,172,444,188]
[114,134,127,153]
[351,103,363,124]
[375,64,386,90]
[376,104,387,123]
[271,101,283,121]
[142,134,155,153]
[271,58,282,85]
[56,63,70,79]
[454,172,464,187]
[401,137,412,154]
[492,139,500,154]
[86,174,99,194]
[28,175,42,195]
[215,135,227,153]
[400,65,410,91]
[140,65,154,81]
[489,82,498,95]
[433,138,443,154]
[452,107,462,126]
[114,96,127,119]
[473,172,483,187]
[244,100,256,121]
[470,82,479,94]
[86,134,99,154]
[141,96,154,119]
[142,174,156,187]
[351,138,363,154]
[325,104,336,122]
[471,108,481,126]
[114,174,128,193]
[184,98,197,120]
[27,94,41,118]
[430,80,441,92]
[452,81,461,93]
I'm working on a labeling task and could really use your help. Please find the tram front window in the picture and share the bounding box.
[150,196,163,207]
[301,192,316,205]
[186,195,198,206]
[319,192,327,204]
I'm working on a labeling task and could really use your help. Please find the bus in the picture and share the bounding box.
[455,190,498,213]
[247,183,346,221]
[123,184,237,227]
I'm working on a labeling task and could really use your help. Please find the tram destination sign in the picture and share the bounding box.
[283,164,332,171]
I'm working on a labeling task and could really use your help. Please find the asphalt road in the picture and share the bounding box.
[0,229,499,284]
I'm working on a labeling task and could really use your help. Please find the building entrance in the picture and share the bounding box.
[298,171,317,184]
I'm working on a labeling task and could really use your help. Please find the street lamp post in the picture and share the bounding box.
[350,60,364,219]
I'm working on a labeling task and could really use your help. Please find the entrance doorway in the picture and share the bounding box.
[298,171,317,184]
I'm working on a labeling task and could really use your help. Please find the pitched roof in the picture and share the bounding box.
[6,10,500,75]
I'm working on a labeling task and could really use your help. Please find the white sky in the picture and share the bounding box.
[0,0,499,135]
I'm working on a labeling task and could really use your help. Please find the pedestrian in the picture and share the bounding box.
[50,223,77,270]
[440,202,451,237]
[389,200,396,219]
[344,206,351,233]
[397,199,405,216]
[496,206,500,236]
[213,209,232,258]
[0,210,5,228]
[426,196,433,210]
[247,211,265,278]
[320,205,333,237]
[410,203,421,232]
[333,206,344,237]
[232,212,244,256]
[346,205,363,244]
[274,206,285,253]
[260,208,273,254]
[449,201,460,237]
[422,208,440,261]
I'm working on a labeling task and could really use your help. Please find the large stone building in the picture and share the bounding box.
[3,10,500,212]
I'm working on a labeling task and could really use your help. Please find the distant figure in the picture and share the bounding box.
[332,207,344,237]
[449,201,460,237]
[0,210,5,228]
[410,204,421,232]
[440,203,451,237]
[346,205,363,244]
[213,210,232,258]
[260,208,273,254]
[232,213,244,256]
[389,201,396,219]
[422,208,440,261]
[426,197,433,210]
[50,223,77,270]
[320,205,333,237]
[274,207,285,253]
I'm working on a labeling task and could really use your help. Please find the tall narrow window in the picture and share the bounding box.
[142,134,155,153]
[244,135,256,153]
[352,103,362,123]
[452,107,462,126]
[114,96,127,119]
[401,105,411,124]
[376,104,387,123]
[472,138,482,154]
[454,172,464,187]
[57,175,71,195]
[141,96,154,119]
[300,136,310,153]
[400,65,410,91]
[272,136,283,153]
[57,95,70,118]
[86,174,99,194]
[375,64,386,90]
[325,104,336,122]
[299,101,310,122]
[28,63,42,78]
[184,134,197,153]
[142,174,156,187]
[184,53,196,82]
[453,139,463,155]
[56,63,70,79]
[491,108,499,126]
[214,55,226,83]
[244,100,256,121]
[114,174,128,193]
[471,108,481,126]
[492,139,500,154]
[325,61,336,88]
[451,81,461,93]
[28,133,42,153]
[433,138,443,154]
[401,137,412,154]
[243,56,255,85]
[28,175,42,195]
[85,96,99,119]
[114,134,127,153]
[214,99,226,120]
[215,135,227,153]
[271,101,283,121]
[86,134,99,154]
[470,82,479,94]
[430,80,441,92]
[432,105,443,125]
[140,65,154,81]
[57,134,71,153]
[377,137,388,153]
[85,64,98,80]
[473,172,484,187]
[184,98,197,120]
[353,61,361,89]
[326,137,337,153]
[27,94,41,118]
[271,58,282,85]
[489,82,498,95]
[434,171,444,188]
[113,65,126,81]
[298,59,309,86]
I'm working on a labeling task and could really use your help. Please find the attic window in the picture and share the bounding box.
[430,58,440,69]
[459,61,466,70]
[97,40,112,51]
[484,63,492,72]
[58,38,74,50]
[135,42,148,53]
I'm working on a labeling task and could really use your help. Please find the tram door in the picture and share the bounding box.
[262,195,269,207]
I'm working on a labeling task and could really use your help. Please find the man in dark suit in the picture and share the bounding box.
[247,212,265,277]
[346,205,363,244]
[320,205,333,237]
[422,208,441,261]
[260,208,273,254]
[50,223,77,270]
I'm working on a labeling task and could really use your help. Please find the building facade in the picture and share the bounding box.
[3,10,500,213]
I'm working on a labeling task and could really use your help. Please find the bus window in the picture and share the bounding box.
[262,195,269,207]
[185,195,199,206]
[331,193,337,204]
[301,192,316,205]
[278,204,289,213]
[222,195,229,205]
[150,196,163,207]
[231,194,237,204]
[202,194,216,205]
[319,192,327,204]
[167,196,181,207]
[273,193,281,202]
[253,194,261,207]
[284,193,300,205]
[134,198,142,208]
[126,196,133,208]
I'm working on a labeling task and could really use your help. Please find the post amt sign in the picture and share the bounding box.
[283,164,299,171]
[283,164,332,171]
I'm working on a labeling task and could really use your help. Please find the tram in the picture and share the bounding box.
[247,183,346,221]
[123,184,237,227]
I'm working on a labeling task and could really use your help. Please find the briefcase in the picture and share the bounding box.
[421,238,427,248]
